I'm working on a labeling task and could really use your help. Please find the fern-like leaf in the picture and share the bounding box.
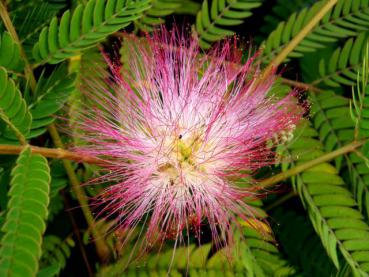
[310,90,369,222]
[8,1,67,56]
[313,33,368,88]
[195,0,262,49]
[283,120,369,276]
[98,201,298,276]
[273,209,339,276]
[28,65,76,138]
[39,235,75,276]
[0,146,51,276]
[0,67,32,143]
[259,0,316,37]
[0,32,24,72]
[134,0,182,32]
[32,0,151,65]
[262,0,369,63]
[48,161,68,222]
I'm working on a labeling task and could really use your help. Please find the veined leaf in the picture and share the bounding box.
[32,0,151,65]
[0,147,51,277]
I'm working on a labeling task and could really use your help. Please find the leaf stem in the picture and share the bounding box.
[259,139,365,188]
[264,191,297,211]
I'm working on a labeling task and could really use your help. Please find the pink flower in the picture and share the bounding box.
[72,27,302,250]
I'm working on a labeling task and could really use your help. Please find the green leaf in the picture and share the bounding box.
[7,1,66,57]
[32,0,151,65]
[0,67,32,143]
[259,0,316,37]
[311,33,368,88]
[272,209,340,276]
[309,90,369,227]
[0,32,24,72]
[195,0,262,48]
[135,0,182,31]
[0,146,51,277]
[98,200,298,276]
[282,120,369,276]
[28,65,76,138]
[39,235,75,276]
[262,0,369,63]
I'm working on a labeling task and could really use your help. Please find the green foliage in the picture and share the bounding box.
[8,1,67,56]
[48,161,68,221]
[310,90,369,223]
[134,0,182,32]
[349,53,369,218]
[262,0,369,63]
[32,0,151,64]
[39,235,75,276]
[0,67,32,142]
[0,32,24,72]
[28,64,76,138]
[0,147,50,276]
[313,33,368,88]
[272,209,339,276]
[283,120,369,276]
[259,0,317,37]
[195,0,262,49]
[351,47,369,139]
[1,0,369,275]
[99,223,298,276]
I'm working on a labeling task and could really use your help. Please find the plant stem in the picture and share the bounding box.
[0,2,110,261]
[62,191,93,277]
[265,191,297,211]
[47,124,110,260]
[0,144,100,163]
[261,0,338,78]
[281,78,323,93]
[259,139,365,188]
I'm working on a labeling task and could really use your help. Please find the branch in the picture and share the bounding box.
[281,78,323,93]
[259,139,365,188]
[0,144,100,164]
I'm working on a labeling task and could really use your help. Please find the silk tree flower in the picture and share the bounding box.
[71,28,302,250]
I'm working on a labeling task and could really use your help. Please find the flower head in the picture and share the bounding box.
[72,27,302,249]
